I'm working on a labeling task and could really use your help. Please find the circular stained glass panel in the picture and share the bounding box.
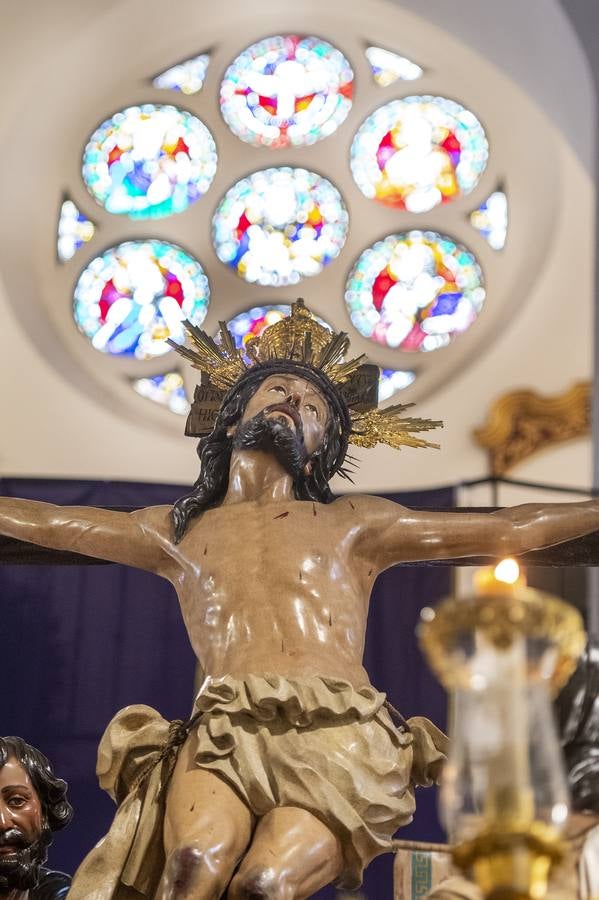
[220,35,353,148]
[132,372,190,415]
[350,96,488,212]
[73,240,210,359]
[224,304,331,362]
[213,167,349,286]
[378,369,416,401]
[345,232,485,352]
[82,104,217,219]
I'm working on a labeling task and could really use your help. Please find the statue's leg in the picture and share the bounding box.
[227,806,343,900]
[157,732,254,900]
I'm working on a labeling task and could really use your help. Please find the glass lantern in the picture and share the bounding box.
[419,561,585,900]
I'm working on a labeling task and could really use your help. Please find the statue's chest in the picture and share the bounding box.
[185,504,337,579]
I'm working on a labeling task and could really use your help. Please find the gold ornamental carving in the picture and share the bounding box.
[473,382,591,476]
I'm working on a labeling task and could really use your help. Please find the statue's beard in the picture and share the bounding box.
[233,407,309,479]
[0,826,50,895]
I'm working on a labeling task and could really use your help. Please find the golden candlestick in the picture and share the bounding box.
[419,561,585,900]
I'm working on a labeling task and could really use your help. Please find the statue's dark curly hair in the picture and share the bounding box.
[0,737,73,831]
[171,361,352,543]
[554,638,599,814]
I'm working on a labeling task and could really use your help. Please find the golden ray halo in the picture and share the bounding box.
[167,299,442,452]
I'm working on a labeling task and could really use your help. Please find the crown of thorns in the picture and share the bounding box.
[167,299,442,455]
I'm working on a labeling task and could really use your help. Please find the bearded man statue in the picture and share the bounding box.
[0,737,73,900]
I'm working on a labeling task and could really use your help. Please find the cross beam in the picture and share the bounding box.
[1,507,598,567]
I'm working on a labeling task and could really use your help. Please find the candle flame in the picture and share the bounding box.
[494,558,520,584]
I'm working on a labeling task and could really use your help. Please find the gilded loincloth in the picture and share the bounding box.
[69,674,447,898]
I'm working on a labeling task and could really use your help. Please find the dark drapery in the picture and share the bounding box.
[0,479,452,899]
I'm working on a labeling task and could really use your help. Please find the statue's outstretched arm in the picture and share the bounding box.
[348,495,599,572]
[0,498,175,575]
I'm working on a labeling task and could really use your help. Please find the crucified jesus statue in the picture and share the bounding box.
[1,301,598,900]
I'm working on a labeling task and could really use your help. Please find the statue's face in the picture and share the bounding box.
[240,373,329,456]
[0,758,44,894]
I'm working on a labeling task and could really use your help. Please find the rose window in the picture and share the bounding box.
[56,34,507,419]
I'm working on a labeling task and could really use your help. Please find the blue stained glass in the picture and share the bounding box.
[57,199,94,262]
[470,190,508,250]
[378,369,416,401]
[133,372,190,414]
[152,53,210,95]
[365,46,423,85]
[223,304,332,362]
[345,231,485,352]
[350,96,489,212]
[220,35,353,148]
[212,167,349,286]
[431,293,460,316]
[73,240,210,359]
[82,104,217,219]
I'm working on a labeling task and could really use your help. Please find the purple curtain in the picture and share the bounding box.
[0,479,452,899]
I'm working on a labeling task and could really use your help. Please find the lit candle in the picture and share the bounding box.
[473,558,526,596]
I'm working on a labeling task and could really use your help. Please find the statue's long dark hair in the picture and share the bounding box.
[172,362,352,542]
[554,638,599,813]
[0,737,73,832]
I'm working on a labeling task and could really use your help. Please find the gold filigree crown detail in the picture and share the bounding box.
[168,300,364,390]
[167,299,442,453]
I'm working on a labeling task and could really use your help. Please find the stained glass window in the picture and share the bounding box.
[132,372,190,414]
[220,35,353,148]
[378,369,416,401]
[57,199,94,262]
[224,304,331,361]
[470,190,508,250]
[345,231,485,351]
[350,96,488,212]
[212,167,349,286]
[82,104,217,219]
[152,53,210,95]
[73,240,210,359]
[225,305,292,359]
[365,46,423,86]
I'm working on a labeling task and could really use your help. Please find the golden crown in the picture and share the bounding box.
[167,299,442,453]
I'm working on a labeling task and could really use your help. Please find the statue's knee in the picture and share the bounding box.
[162,844,216,896]
[230,865,290,899]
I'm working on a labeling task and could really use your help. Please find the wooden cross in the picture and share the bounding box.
[1,507,598,567]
